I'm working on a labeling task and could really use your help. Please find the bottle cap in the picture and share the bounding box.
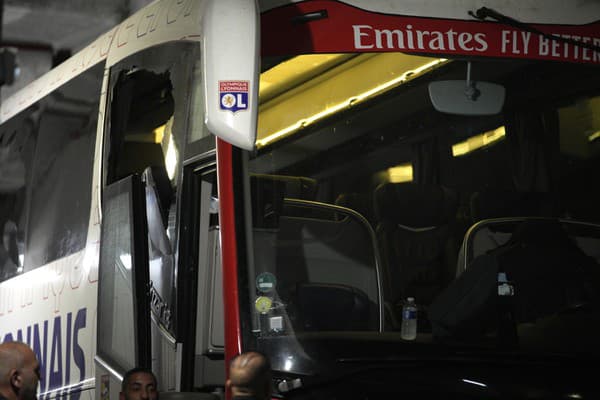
[407,297,415,302]
[498,272,507,282]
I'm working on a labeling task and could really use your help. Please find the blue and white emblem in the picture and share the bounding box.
[219,80,249,113]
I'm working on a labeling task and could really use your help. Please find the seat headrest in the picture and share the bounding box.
[509,219,573,248]
[250,174,317,200]
[250,174,318,228]
[335,192,372,221]
[250,175,286,229]
[374,183,457,227]
[470,190,558,222]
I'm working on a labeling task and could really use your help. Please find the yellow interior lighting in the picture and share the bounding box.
[257,53,447,148]
[158,117,178,181]
[452,126,506,157]
[154,124,165,143]
[558,96,599,158]
[387,163,413,183]
[260,54,354,104]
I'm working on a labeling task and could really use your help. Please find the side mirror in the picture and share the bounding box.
[428,80,505,115]
[428,62,505,116]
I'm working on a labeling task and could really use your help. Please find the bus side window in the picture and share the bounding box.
[106,68,174,185]
[25,63,102,269]
[1,62,102,277]
[0,110,36,281]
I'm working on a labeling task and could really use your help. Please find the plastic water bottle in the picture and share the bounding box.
[401,297,418,340]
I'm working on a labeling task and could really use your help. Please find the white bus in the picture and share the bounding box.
[1,0,599,399]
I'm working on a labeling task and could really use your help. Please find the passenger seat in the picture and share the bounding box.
[374,182,458,307]
[429,218,600,340]
[456,190,560,276]
[335,192,374,225]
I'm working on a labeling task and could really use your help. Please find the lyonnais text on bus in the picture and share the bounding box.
[1,0,599,399]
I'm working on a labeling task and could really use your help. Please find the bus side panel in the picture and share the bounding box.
[0,254,98,400]
[0,61,105,399]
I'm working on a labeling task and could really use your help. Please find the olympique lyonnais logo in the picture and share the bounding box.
[219,80,249,113]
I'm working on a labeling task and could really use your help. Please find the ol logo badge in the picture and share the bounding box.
[219,80,249,113]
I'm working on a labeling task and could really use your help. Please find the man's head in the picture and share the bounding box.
[0,341,41,400]
[226,352,272,400]
[119,368,158,400]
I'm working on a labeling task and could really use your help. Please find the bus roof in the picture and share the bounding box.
[2,0,597,149]
[1,0,203,124]
[1,0,259,150]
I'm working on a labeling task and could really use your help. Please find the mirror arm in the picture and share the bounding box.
[464,62,480,101]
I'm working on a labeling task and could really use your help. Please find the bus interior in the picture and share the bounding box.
[246,52,600,374]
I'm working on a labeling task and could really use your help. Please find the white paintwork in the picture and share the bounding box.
[0,251,100,398]
[0,27,113,123]
[1,0,260,151]
[203,0,260,150]
[0,1,596,399]
[0,0,258,398]
[0,54,104,397]
[1,0,205,124]
[104,0,203,67]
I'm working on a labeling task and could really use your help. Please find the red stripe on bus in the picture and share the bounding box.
[216,139,243,369]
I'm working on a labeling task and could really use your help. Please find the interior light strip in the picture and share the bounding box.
[452,126,506,157]
[256,58,447,148]
[387,163,413,183]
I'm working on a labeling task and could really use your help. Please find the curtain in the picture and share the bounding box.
[411,136,440,184]
[505,109,559,192]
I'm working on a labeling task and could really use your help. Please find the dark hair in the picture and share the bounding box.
[121,367,157,392]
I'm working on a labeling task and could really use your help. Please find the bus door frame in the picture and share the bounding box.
[94,174,152,400]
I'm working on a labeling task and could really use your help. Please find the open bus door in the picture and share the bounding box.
[95,175,151,400]
[94,0,259,397]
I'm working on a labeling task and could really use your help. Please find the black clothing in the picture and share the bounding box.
[232,396,261,400]
[429,219,600,339]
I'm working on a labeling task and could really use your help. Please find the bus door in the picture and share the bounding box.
[94,0,260,393]
[96,41,203,395]
[96,174,151,400]
[178,154,226,391]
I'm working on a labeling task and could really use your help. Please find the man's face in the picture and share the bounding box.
[18,349,41,400]
[120,372,158,400]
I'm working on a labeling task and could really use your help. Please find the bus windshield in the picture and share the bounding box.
[242,53,600,379]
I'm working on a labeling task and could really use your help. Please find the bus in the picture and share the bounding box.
[1,0,599,398]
